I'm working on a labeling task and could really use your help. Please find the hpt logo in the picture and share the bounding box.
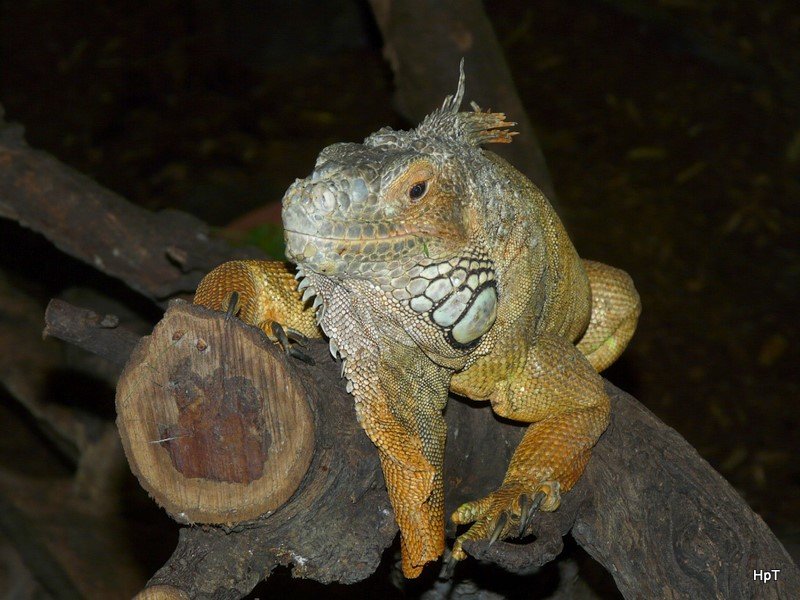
[753,569,780,582]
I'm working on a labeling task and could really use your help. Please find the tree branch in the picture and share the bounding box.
[44,299,140,368]
[46,298,800,598]
[0,108,260,302]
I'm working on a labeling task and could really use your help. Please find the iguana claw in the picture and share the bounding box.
[288,345,315,364]
[223,291,240,319]
[517,493,531,537]
[270,321,289,346]
[285,327,309,346]
[518,490,545,536]
[439,550,457,580]
[488,511,508,546]
[270,321,315,364]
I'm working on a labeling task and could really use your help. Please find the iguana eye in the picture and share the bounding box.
[408,181,428,201]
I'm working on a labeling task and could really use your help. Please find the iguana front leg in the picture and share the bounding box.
[451,334,609,559]
[193,260,320,352]
[354,340,451,578]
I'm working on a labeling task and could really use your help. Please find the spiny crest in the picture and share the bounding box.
[415,59,518,147]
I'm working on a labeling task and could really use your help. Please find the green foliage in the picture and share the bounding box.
[241,223,286,260]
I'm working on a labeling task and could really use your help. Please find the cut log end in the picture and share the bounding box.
[115,300,315,524]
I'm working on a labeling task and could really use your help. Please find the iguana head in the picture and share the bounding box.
[282,63,516,351]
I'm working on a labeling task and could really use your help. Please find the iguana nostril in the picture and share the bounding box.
[319,190,336,213]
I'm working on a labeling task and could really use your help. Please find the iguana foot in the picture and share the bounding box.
[262,320,315,364]
[217,288,314,364]
[450,480,560,560]
[194,259,321,354]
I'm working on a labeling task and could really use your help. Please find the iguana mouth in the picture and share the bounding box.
[284,228,420,243]
[283,226,427,276]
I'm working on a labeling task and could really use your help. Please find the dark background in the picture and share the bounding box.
[0,0,797,596]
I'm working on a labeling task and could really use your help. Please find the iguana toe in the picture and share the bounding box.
[287,345,315,364]
[262,320,315,364]
[284,327,309,346]
[518,490,546,536]
[222,290,241,319]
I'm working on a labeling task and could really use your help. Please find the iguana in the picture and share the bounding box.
[194,65,640,578]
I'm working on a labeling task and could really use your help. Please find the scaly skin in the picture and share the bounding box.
[194,65,641,578]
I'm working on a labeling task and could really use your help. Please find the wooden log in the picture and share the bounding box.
[115,300,315,524]
[146,324,401,594]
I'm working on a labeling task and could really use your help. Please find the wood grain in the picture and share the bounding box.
[116,300,315,524]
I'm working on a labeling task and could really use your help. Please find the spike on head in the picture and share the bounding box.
[440,58,467,114]
[414,59,517,148]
